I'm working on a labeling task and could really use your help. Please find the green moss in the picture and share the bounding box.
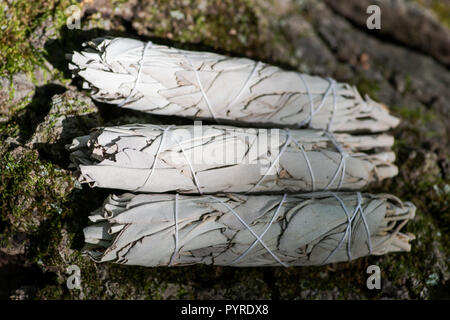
[0,0,76,118]
[375,210,448,298]
[431,2,450,28]
[390,105,436,124]
[134,0,261,53]
[416,0,450,28]
[403,74,413,95]
[0,150,74,237]
[353,76,381,99]
[0,0,77,78]
[0,120,20,141]
[378,138,448,298]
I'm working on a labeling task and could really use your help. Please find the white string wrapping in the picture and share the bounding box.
[228,193,288,266]
[118,41,153,107]
[171,135,203,194]
[133,125,173,192]
[184,56,261,121]
[322,192,372,265]
[183,54,218,121]
[297,77,337,129]
[228,61,261,108]
[72,37,401,132]
[323,131,349,191]
[356,191,373,254]
[246,130,292,193]
[171,193,288,267]
[327,79,338,132]
[70,124,398,193]
[83,192,416,266]
[290,136,316,192]
[135,125,203,194]
[248,129,345,194]
[171,192,370,267]
[209,195,288,267]
[169,193,179,266]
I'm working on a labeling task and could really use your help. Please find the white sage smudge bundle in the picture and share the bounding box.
[68,37,400,132]
[83,192,416,267]
[68,124,398,193]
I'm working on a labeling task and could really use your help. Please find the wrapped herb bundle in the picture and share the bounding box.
[83,192,416,267]
[68,124,398,193]
[68,37,399,132]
